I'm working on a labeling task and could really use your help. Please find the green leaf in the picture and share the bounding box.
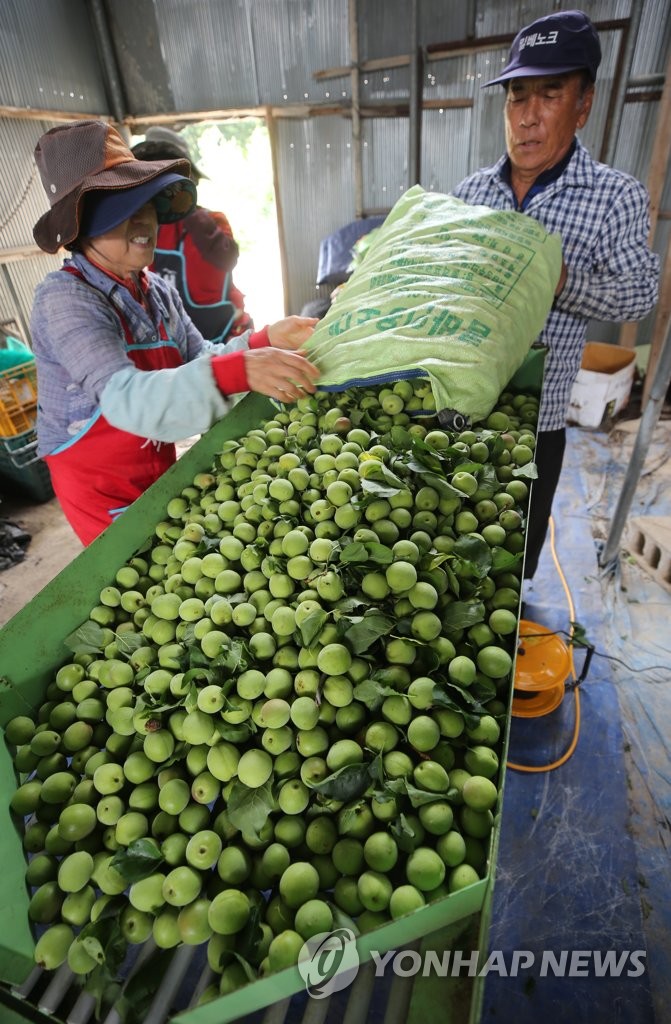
[353,678,399,712]
[113,631,146,656]
[390,812,420,852]
[86,894,126,923]
[512,462,538,479]
[363,542,395,565]
[385,777,446,808]
[183,667,213,686]
[181,623,198,647]
[226,780,275,838]
[452,535,492,579]
[372,666,412,687]
[431,686,481,730]
[183,681,200,714]
[213,718,256,743]
[471,677,498,704]
[570,620,590,647]
[442,680,491,714]
[371,789,389,804]
[114,948,175,1024]
[236,900,264,965]
[359,460,406,491]
[110,837,164,883]
[444,564,461,596]
[451,459,481,475]
[334,596,368,614]
[328,903,360,936]
[360,476,403,498]
[194,535,226,555]
[338,801,367,835]
[186,644,211,668]
[478,462,500,490]
[368,751,385,786]
[263,554,285,574]
[230,952,258,982]
[212,639,249,674]
[490,547,523,573]
[131,693,174,718]
[80,936,106,964]
[80,916,128,1017]
[389,425,414,450]
[340,540,394,566]
[342,610,395,654]
[299,608,329,647]
[63,621,108,655]
[405,441,446,474]
[86,972,122,1021]
[411,644,441,676]
[306,761,373,802]
[339,541,369,564]
[442,600,486,631]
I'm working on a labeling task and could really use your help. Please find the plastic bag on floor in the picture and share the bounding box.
[0,518,31,571]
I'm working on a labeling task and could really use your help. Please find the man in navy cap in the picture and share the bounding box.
[452,10,659,581]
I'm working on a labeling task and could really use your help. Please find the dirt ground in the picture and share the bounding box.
[0,489,83,627]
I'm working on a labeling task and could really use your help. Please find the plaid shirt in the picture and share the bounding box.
[452,139,659,430]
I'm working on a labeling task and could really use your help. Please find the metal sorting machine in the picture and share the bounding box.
[0,352,544,1023]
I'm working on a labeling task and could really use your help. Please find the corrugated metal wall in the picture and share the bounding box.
[107,0,352,113]
[0,115,65,342]
[0,0,108,115]
[0,0,669,340]
[275,115,354,313]
[0,119,54,250]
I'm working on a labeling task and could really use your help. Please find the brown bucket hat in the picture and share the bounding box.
[33,120,195,254]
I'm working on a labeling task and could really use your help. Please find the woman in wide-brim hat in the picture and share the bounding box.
[30,119,319,545]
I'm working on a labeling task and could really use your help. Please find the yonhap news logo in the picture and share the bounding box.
[298,932,646,998]
[298,928,360,998]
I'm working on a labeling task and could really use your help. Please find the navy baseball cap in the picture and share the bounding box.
[79,171,196,239]
[483,9,601,87]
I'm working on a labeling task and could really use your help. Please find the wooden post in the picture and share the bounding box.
[618,44,671,360]
[642,242,671,407]
[265,106,290,316]
[349,0,363,218]
[408,0,422,187]
[639,47,671,405]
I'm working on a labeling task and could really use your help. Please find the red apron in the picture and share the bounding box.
[46,273,183,545]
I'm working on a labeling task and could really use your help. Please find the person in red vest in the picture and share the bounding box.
[30,120,319,545]
[132,126,253,342]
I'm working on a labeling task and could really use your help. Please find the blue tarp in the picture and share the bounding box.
[481,422,669,1024]
[316,217,386,285]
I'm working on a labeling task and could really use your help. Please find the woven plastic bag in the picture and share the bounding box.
[304,186,562,427]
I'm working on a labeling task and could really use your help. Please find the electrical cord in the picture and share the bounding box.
[511,628,668,677]
[506,515,581,773]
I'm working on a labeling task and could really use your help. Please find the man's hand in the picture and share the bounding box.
[267,316,319,350]
[243,347,320,402]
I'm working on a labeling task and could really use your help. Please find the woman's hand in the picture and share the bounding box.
[267,316,319,351]
[243,347,320,402]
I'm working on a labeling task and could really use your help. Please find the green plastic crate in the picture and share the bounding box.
[0,379,528,1023]
[0,428,54,503]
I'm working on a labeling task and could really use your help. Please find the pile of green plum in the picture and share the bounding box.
[4,378,537,1006]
